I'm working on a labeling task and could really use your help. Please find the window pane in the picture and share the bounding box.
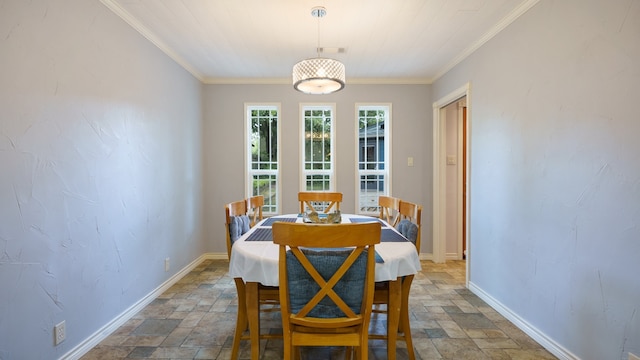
[359,174,385,212]
[247,105,279,214]
[302,105,334,191]
[251,174,277,213]
[357,105,390,214]
[305,174,331,191]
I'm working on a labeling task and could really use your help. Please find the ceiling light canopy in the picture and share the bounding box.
[293,7,345,95]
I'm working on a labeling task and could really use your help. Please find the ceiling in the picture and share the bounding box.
[101,0,538,84]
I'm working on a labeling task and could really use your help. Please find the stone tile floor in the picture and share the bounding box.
[81,259,557,359]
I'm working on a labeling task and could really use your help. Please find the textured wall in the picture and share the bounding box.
[0,1,203,358]
[434,0,640,358]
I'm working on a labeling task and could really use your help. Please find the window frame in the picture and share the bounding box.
[354,103,392,215]
[299,103,337,192]
[245,103,281,216]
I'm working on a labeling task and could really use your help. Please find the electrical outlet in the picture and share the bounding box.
[165,257,170,272]
[54,321,66,345]
[629,352,640,360]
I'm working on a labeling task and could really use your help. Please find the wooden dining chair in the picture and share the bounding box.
[371,200,422,360]
[225,200,280,360]
[273,222,381,360]
[298,191,343,214]
[397,200,422,251]
[246,195,264,228]
[378,195,401,227]
[225,199,249,260]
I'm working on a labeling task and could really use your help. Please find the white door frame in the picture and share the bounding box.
[456,100,466,260]
[432,83,470,284]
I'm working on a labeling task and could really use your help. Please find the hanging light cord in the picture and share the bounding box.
[316,11,321,58]
[311,7,326,58]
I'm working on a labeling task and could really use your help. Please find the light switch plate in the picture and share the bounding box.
[407,157,414,167]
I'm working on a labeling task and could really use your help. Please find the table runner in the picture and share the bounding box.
[247,228,407,243]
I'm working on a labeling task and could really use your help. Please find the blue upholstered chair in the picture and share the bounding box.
[396,219,419,245]
[371,200,422,360]
[225,199,280,360]
[228,214,250,245]
[225,200,249,260]
[273,222,381,360]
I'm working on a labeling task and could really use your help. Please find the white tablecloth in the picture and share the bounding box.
[229,214,421,286]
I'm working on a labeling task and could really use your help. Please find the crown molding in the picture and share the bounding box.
[202,77,433,85]
[100,0,205,82]
[203,77,291,85]
[348,77,433,85]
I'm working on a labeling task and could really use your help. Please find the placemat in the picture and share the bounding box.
[380,228,409,242]
[245,228,273,241]
[348,217,388,227]
[261,217,297,226]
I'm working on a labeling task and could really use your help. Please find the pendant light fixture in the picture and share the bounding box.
[292,6,345,95]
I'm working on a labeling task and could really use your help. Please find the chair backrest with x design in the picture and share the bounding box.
[298,191,343,214]
[246,195,264,228]
[379,195,401,227]
[273,222,380,360]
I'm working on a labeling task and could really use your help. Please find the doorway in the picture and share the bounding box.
[432,83,470,286]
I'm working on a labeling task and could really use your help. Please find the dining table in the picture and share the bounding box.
[228,213,422,360]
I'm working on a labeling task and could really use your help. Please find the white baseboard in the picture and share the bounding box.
[205,252,229,260]
[468,281,580,360]
[59,253,222,360]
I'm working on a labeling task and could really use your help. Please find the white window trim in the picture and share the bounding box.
[354,103,392,215]
[245,103,281,215]
[299,103,337,192]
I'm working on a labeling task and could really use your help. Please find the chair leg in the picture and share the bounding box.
[232,278,247,360]
[387,278,402,360]
[358,342,367,360]
[285,340,296,360]
[401,275,416,360]
[245,282,261,360]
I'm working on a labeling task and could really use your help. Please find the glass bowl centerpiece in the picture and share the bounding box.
[302,210,342,224]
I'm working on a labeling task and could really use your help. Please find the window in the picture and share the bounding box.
[300,104,336,191]
[356,104,391,214]
[246,104,280,215]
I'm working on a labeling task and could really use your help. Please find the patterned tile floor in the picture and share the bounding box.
[81,259,557,359]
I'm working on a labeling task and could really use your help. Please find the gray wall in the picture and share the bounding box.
[0,1,204,358]
[434,0,640,359]
[202,84,434,254]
